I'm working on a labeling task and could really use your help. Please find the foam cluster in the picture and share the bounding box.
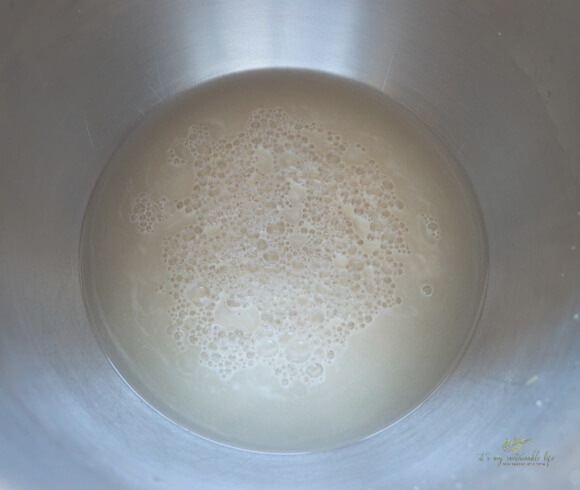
[128,192,171,233]
[130,107,428,387]
[420,213,441,241]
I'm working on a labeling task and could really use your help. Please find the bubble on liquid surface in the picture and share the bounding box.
[420,213,441,241]
[128,192,170,233]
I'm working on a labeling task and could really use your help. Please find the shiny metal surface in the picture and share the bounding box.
[1,1,579,488]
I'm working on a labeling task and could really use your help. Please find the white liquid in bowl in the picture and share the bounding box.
[81,70,487,452]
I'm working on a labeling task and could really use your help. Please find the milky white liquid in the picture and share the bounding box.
[81,71,487,452]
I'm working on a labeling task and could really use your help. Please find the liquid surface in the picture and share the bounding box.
[81,70,487,452]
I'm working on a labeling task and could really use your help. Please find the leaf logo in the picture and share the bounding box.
[501,436,532,453]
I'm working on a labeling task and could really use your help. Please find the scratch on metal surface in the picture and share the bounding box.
[133,102,145,118]
[282,28,288,60]
[155,58,164,96]
[147,78,162,102]
[83,117,94,148]
[456,142,466,159]
[381,42,398,91]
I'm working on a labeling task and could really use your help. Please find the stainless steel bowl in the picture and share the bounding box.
[1,1,579,488]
